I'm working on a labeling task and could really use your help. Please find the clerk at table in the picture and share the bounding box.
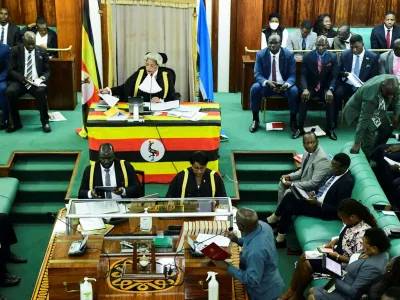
[78,143,142,199]
[99,52,176,103]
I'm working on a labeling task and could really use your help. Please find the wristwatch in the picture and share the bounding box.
[336,254,340,261]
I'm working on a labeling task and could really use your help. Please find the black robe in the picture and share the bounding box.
[110,66,175,102]
[166,168,227,198]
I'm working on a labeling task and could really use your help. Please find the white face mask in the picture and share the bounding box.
[269,22,279,30]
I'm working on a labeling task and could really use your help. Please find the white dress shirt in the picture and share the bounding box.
[261,29,289,49]
[36,32,48,47]
[317,170,348,203]
[267,49,285,85]
[24,48,39,81]
[384,25,393,47]
[351,48,365,74]
[344,34,352,49]
[87,163,126,199]
[0,23,8,45]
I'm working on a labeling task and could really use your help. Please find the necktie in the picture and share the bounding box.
[272,56,277,83]
[315,55,322,91]
[104,168,112,199]
[301,154,310,176]
[302,38,306,50]
[354,55,360,77]
[386,29,391,49]
[316,176,336,198]
[25,52,33,90]
[0,27,4,44]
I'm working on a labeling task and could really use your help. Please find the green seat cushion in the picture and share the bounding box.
[18,25,57,33]
[0,177,19,214]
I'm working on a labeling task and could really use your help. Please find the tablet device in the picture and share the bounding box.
[95,186,117,192]
[323,256,343,277]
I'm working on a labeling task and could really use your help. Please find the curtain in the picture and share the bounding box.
[102,0,196,8]
[109,3,195,101]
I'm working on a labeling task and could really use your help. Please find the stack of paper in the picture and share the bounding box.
[77,224,114,235]
[189,112,207,121]
[294,154,303,163]
[105,106,129,121]
[266,122,284,131]
[196,233,231,247]
[99,94,119,107]
[346,73,363,88]
[79,217,105,231]
[49,112,67,122]
[304,125,326,137]
[75,201,120,215]
[150,100,180,111]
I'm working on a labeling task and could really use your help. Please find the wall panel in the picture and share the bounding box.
[1,0,56,25]
[263,0,279,28]
[279,0,297,28]
[350,0,370,26]
[332,0,349,27]
[296,0,314,27]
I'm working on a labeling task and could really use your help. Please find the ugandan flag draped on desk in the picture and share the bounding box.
[76,0,103,138]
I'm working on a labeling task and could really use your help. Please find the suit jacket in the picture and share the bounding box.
[289,146,332,192]
[370,24,400,49]
[0,44,10,82]
[319,171,354,217]
[287,29,317,51]
[254,48,296,86]
[379,49,396,75]
[343,74,400,143]
[6,23,21,47]
[20,26,58,57]
[300,50,338,91]
[78,159,142,199]
[333,33,355,50]
[8,44,50,84]
[110,66,175,102]
[314,252,388,300]
[337,49,379,85]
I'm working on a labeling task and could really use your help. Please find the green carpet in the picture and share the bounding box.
[1,92,396,299]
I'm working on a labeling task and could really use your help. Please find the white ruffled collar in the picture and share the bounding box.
[138,70,162,94]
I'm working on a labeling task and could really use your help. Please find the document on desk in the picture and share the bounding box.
[384,157,400,167]
[346,73,363,88]
[196,233,231,247]
[75,201,120,215]
[79,217,105,231]
[99,94,119,107]
[151,100,180,111]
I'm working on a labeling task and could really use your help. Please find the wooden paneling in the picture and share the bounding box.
[55,0,82,93]
[229,0,237,92]
[263,0,279,28]
[0,0,56,25]
[350,0,370,26]
[296,0,314,27]
[279,0,297,28]
[332,0,349,27]
[232,0,263,92]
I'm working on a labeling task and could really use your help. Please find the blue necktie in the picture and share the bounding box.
[354,55,360,77]
[0,27,4,44]
[302,37,306,50]
[316,176,336,198]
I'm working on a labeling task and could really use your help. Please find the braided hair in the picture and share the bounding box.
[338,198,377,228]
[377,257,400,297]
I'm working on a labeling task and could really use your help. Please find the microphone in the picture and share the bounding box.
[149,73,153,111]
[47,212,88,256]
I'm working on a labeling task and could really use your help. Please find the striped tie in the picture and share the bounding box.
[316,176,336,198]
[104,168,112,199]
[315,55,322,91]
[0,27,4,44]
[25,52,33,89]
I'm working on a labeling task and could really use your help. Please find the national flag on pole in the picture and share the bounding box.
[197,0,214,102]
[76,0,103,138]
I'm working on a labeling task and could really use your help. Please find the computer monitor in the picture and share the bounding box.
[128,96,144,114]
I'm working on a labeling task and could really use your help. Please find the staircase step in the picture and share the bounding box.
[11,169,73,182]
[10,202,65,223]
[19,181,70,193]
[239,182,277,191]
[239,190,277,202]
[236,170,292,182]
[12,159,76,172]
[235,161,295,172]
[237,201,277,214]
[234,153,295,164]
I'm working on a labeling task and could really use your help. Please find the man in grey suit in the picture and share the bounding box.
[333,25,353,50]
[277,131,332,204]
[379,38,400,82]
[287,20,317,51]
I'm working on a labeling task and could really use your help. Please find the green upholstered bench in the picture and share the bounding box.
[0,177,19,214]
[286,27,373,49]
[292,142,400,287]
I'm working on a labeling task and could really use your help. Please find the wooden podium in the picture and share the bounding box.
[48,235,104,300]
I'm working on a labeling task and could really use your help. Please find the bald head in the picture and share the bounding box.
[23,31,36,52]
[394,38,400,57]
[99,143,115,169]
[382,76,399,99]
[236,208,258,233]
[337,25,351,41]
[315,36,329,55]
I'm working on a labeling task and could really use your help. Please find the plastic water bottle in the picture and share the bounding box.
[80,277,96,300]
[207,271,219,300]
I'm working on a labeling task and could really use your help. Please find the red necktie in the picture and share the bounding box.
[315,55,322,91]
[272,56,277,83]
[386,30,391,48]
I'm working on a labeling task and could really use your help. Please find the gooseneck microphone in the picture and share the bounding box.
[149,73,153,111]
[47,212,88,256]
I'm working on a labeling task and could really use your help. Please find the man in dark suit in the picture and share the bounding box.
[0,8,21,47]
[0,43,9,130]
[5,31,51,133]
[267,153,354,248]
[370,11,400,50]
[0,213,27,289]
[333,25,353,50]
[294,36,338,140]
[79,143,142,199]
[21,17,58,58]
[249,35,298,133]
[334,34,379,127]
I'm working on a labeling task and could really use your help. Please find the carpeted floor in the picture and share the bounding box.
[0,92,393,299]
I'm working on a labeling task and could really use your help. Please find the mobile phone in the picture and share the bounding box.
[323,279,336,292]
[318,247,333,253]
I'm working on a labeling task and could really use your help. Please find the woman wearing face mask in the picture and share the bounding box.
[313,14,337,38]
[261,12,289,49]
[281,199,377,300]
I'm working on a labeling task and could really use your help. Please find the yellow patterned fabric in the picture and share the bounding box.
[101,0,196,8]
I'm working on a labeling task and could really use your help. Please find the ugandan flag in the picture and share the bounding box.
[76,0,103,138]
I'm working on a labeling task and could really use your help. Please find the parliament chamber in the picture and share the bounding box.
[1,0,400,300]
